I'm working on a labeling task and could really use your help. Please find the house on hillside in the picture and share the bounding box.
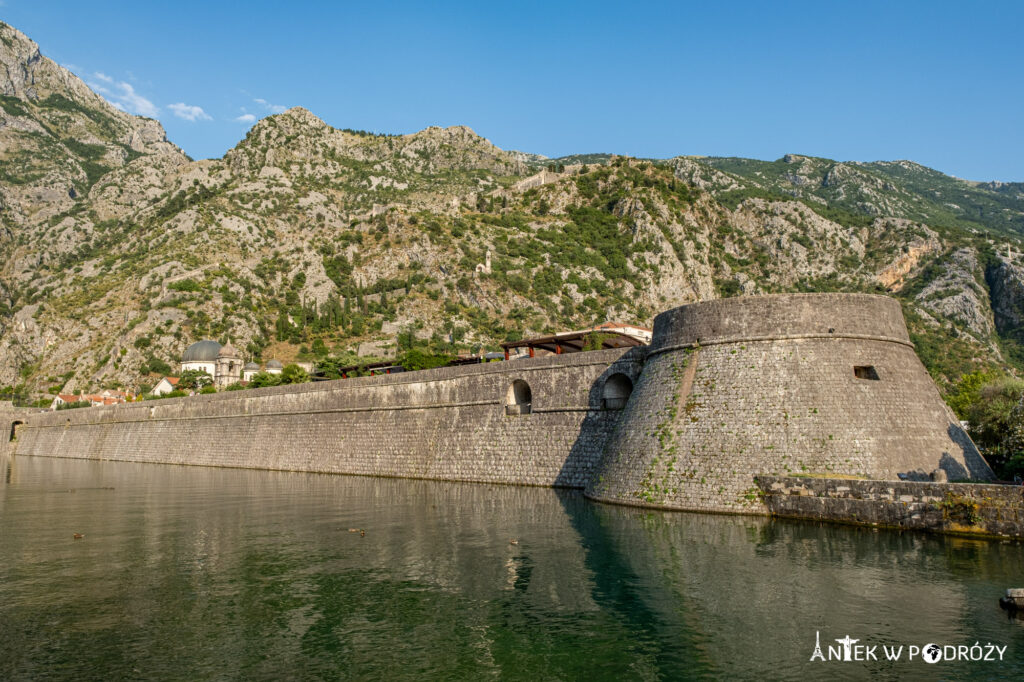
[51,394,85,410]
[51,390,134,409]
[152,376,180,396]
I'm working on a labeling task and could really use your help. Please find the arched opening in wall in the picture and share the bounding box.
[9,421,23,442]
[854,366,880,381]
[602,373,634,409]
[506,380,532,415]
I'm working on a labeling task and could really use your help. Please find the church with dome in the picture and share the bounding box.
[178,340,285,389]
[180,340,242,388]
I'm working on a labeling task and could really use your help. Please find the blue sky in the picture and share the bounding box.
[3,1,1022,180]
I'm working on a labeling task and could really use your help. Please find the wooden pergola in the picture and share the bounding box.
[500,330,646,360]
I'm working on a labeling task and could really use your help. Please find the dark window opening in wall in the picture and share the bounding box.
[602,373,634,409]
[506,380,532,415]
[9,420,23,442]
[854,366,880,381]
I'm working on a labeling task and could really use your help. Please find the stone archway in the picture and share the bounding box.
[9,420,24,442]
[602,373,634,409]
[506,380,532,415]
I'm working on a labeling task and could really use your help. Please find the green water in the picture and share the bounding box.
[1,454,1021,680]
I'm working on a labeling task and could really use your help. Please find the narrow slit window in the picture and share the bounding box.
[854,366,880,381]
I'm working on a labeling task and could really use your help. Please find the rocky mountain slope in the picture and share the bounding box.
[1,21,1022,402]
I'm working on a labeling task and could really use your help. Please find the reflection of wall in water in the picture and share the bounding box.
[5,456,1022,678]
[584,503,1009,674]
[1,456,601,615]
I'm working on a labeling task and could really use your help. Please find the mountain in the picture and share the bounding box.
[695,154,1024,237]
[1,21,1022,404]
[0,23,183,226]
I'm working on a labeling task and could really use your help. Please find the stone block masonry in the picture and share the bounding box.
[586,293,993,514]
[9,293,1004,533]
[12,349,643,489]
[1,401,34,456]
[758,475,1024,538]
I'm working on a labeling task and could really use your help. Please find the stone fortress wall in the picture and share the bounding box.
[8,294,999,523]
[11,349,643,489]
[586,294,992,513]
[1,401,33,455]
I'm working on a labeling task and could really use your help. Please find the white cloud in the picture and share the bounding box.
[168,102,212,122]
[116,82,158,117]
[234,113,257,123]
[88,73,158,117]
[255,97,287,114]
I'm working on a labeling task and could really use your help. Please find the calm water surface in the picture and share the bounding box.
[1,453,1022,680]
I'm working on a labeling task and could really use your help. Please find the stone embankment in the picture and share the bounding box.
[758,475,1024,538]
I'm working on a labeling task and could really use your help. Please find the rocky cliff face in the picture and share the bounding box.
[0,21,1021,400]
[987,256,1024,347]
[0,24,183,231]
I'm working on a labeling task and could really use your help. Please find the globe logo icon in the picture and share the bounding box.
[922,644,942,664]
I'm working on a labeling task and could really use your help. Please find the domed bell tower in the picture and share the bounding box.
[215,342,242,388]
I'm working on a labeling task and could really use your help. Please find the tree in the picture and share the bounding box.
[280,364,309,385]
[178,369,213,391]
[397,324,418,352]
[582,332,609,351]
[312,338,328,357]
[316,357,346,380]
[398,348,453,371]
[965,376,1024,479]
[947,369,1001,419]
[248,371,281,388]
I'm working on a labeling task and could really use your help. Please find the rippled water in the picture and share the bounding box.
[1,454,1021,680]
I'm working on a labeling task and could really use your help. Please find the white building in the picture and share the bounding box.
[151,376,180,396]
[242,362,260,382]
[180,340,243,388]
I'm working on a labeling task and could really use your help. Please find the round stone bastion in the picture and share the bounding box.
[585,293,995,514]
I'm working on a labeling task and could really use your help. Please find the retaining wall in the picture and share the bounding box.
[757,475,1024,538]
[12,349,643,488]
